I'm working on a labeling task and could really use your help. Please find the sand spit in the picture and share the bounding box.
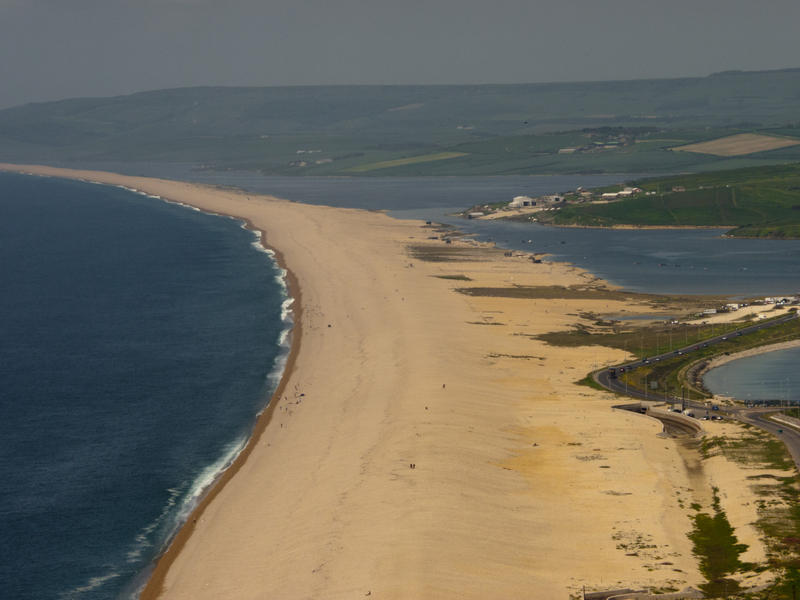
[0,164,780,598]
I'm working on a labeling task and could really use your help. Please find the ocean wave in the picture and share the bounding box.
[59,571,121,599]
[280,296,294,321]
[174,436,248,526]
[121,437,248,600]
[113,183,163,201]
[247,227,271,255]
[125,486,184,564]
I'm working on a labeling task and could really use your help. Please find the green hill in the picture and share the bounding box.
[1,68,799,176]
[539,163,800,238]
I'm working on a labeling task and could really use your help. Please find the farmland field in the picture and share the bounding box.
[346,151,468,172]
[673,133,800,157]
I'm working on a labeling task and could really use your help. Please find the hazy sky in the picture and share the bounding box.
[1,0,798,108]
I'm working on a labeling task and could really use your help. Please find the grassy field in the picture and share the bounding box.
[345,151,468,172]
[673,133,800,157]
[538,162,800,238]
[701,429,800,598]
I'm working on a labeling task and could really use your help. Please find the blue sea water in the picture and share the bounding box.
[0,172,289,599]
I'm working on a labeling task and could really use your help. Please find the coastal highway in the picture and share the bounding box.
[736,409,800,468]
[596,311,800,465]
[595,311,798,402]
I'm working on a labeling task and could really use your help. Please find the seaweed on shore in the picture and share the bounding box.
[689,489,748,597]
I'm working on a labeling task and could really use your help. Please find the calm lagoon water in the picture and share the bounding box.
[94,163,800,296]
[703,347,800,404]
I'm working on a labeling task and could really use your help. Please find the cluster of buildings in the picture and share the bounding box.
[505,185,642,211]
[463,180,699,220]
[507,194,565,208]
[599,187,643,200]
[556,130,639,155]
[761,296,800,305]
[699,296,799,317]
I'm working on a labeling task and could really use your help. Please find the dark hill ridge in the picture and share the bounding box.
[1,68,799,175]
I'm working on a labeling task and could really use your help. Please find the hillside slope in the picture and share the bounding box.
[1,68,799,175]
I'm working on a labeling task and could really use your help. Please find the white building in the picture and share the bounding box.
[509,196,535,208]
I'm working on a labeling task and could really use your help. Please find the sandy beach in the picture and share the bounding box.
[1,163,788,598]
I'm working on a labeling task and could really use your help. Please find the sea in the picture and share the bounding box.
[0,172,291,599]
[1,167,799,599]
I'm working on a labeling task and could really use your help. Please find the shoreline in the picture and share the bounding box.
[477,215,730,231]
[2,162,793,597]
[138,231,303,600]
[0,165,303,599]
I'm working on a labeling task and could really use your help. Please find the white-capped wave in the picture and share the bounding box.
[112,184,163,201]
[173,436,248,526]
[125,486,183,564]
[249,230,272,255]
[59,571,121,599]
[121,439,248,599]
[280,296,294,321]
[267,351,289,388]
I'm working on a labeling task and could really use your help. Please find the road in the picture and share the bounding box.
[596,311,797,403]
[595,311,800,464]
[735,409,800,468]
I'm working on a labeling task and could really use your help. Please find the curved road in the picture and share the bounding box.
[596,311,797,402]
[736,409,800,468]
[596,311,800,463]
